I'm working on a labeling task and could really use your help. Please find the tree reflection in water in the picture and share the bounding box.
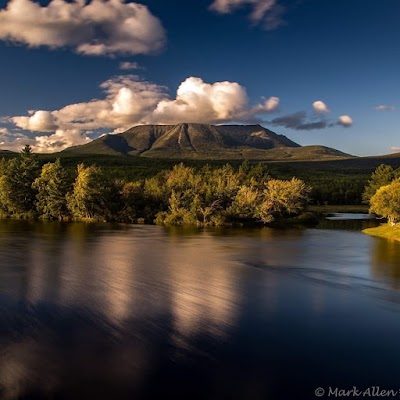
[371,237,400,289]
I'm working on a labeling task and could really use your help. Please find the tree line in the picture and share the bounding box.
[0,145,311,226]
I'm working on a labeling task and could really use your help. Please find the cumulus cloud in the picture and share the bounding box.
[209,0,285,30]
[337,115,353,127]
[119,61,143,70]
[33,129,91,151]
[13,110,57,132]
[0,0,166,57]
[13,76,279,130]
[313,100,329,113]
[9,75,280,152]
[0,127,26,147]
[149,77,278,124]
[7,74,354,151]
[12,75,168,135]
[0,127,91,153]
[375,105,396,111]
[149,77,248,123]
[251,96,280,114]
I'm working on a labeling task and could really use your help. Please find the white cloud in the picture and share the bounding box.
[34,129,91,151]
[12,110,57,132]
[149,77,274,124]
[9,75,281,152]
[390,147,400,152]
[0,129,91,153]
[12,75,168,134]
[375,105,396,111]
[0,0,166,57]
[149,77,280,124]
[209,0,285,30]
[313,100,329,113]
[252,96,280,114]
[338,115,353,127]
[0,127,22,147]
[119,61,143,70]
[13,75,279,130]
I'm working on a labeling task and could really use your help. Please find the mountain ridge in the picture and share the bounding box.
[64,123,352,160]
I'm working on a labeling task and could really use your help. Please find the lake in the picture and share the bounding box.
[1,215,400,400]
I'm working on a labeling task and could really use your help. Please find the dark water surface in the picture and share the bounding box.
[1,216,400,400]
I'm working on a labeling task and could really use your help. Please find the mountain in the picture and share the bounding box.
[63,123,353,160]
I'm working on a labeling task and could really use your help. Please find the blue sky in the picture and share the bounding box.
[0,0,399,155]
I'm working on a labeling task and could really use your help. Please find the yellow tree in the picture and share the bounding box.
[370,180,400,225]
[33,159,71,220]
[67,164,118,221]
[264,178,310,216]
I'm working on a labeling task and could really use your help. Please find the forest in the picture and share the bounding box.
[1,146,397,226]
[0,146,311,226]
[36,152,376,206]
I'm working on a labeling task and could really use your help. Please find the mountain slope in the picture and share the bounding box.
[63,123,353,160]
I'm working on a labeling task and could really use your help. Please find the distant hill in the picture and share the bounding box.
[63,123,353,160]
[0,149,16,157]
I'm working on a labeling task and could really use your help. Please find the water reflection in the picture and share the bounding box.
[371,237,400,289]
[316,216,379,231]
[325,213,374,220]
[0,220,400,399]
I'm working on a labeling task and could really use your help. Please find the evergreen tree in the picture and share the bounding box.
[362,164,394,204]
[0,145,39,215]
[119,181,146,222]
[239,161,270,187]
[67,164,119,221]
[33,159,71,220]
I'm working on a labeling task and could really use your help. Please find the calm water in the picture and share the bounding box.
[1,216,400,400]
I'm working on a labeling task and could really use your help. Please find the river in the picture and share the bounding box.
[0,215,400,400]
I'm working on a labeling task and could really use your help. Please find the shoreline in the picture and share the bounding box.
[363,224,400,241]
[308,205,369,214]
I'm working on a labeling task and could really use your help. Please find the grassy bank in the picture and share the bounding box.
[363,224,400,241]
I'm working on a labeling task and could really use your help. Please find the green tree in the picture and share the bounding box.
[119,181,146,222]
[370,180,400,225]
[362,164,394,204]
[155,190,198,225]
[238,161,270,187]
[67,164,120,221]
[0,145,39,215]
[33,159,71,220]
[262,178,310,219]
